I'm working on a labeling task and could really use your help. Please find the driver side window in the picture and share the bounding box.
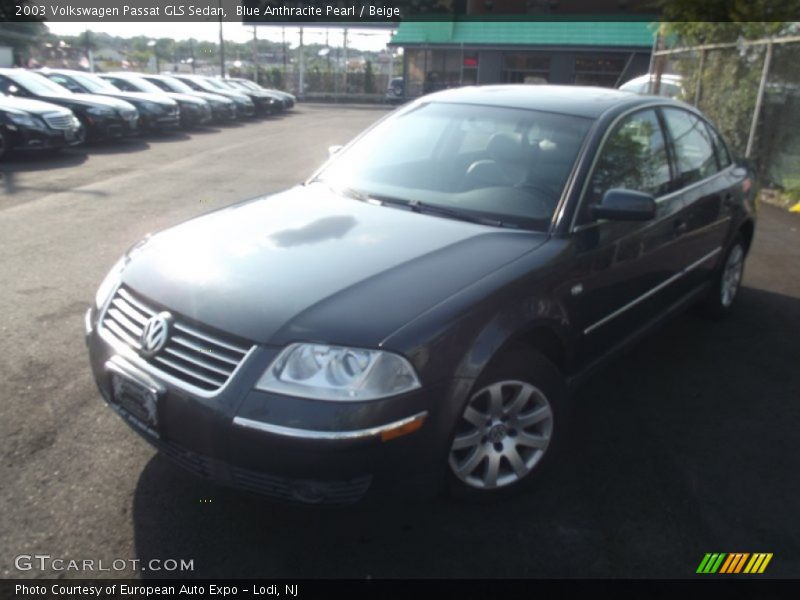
[580,109,671,224]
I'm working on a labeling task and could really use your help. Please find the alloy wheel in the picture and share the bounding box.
[449,380,554,490]
[721,244,744,307]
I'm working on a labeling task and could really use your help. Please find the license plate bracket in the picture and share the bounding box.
[110,372,160,436]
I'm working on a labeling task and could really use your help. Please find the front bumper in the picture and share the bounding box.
[140,110,181,131]
[211,104,237,122]
[4,123,83,150]
[180,105,213,128]
[86,114,138,140]
[234,103,256,119]
[85,305,451,505]
[253,98,280,116]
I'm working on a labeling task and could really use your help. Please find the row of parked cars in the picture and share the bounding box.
[0,68,296,158]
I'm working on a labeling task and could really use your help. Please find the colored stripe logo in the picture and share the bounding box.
[697,553,773,574]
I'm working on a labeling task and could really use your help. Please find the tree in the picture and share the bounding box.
[364,60,376,94]
[659,1,800,182]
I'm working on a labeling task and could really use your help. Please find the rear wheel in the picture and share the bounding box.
[447,348,567,500]
[701,235,746,319]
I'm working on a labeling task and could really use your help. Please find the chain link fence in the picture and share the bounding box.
[653,35,800,207]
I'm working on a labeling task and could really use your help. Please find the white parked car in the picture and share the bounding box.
[619,73,684,99]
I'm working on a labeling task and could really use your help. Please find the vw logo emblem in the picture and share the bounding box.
[139,312,171,357]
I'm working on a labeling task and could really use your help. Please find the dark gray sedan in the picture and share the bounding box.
[86,85,755,504]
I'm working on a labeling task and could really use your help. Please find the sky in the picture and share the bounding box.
[46,22,396,52]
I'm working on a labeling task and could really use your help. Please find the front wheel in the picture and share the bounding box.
[447,348,567,500]
[0,128,9,160]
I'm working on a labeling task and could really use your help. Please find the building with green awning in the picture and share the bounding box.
[388,19,657,97]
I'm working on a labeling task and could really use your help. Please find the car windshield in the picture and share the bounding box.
[315,101,592,230]
[70,72,119,93]
[9,70,71,96]
[203,78,228,90]
[118,76,163,93]
[148,76,193,94]
[182,77,215,92]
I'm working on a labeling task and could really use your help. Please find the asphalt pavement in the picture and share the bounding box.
[1,105,798,579]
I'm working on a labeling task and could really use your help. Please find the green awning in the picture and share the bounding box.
[389,20,657,48]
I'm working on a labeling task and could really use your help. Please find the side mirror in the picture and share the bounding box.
[328,145,343,158]
[590,188,656,222]
[8,85,21,96]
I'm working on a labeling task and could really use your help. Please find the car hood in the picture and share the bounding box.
[95,90,174,106]
[187,91,232,104]
[121,184,545,347]
[207,89,250,102]
[0,96,72,116]
[164,92,206,105]
[39,93,135,110]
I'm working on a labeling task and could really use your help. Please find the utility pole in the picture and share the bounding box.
[252,26,258,83]
[342,28,348,95]
[282,26,287,85]
[218,0,225,77]
[298,27,305,99]
[325,29,331,73]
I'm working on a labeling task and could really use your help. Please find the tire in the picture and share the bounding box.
[700,235,747,319]
[0,128,8,160]
[446,346,568,501]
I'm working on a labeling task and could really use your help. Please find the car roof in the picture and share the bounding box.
[103,72,143,78]
[421,85,648,119]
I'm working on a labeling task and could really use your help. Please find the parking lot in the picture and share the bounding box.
[1,104,798,579]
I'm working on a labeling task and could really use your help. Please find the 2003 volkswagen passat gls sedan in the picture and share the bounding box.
[86,86,755,504]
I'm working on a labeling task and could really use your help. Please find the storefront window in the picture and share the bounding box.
[573,56,627,87]
[406,49,428,98]
[503,53,550,84]
[406,49,475,96]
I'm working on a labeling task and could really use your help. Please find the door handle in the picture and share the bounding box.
[674,220,688,235]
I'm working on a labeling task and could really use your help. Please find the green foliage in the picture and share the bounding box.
[364,60,375,94]
[674,48,762,156]
[0,22,47,65]
[659,0,800,41]
[659,12,800,182]
[267,67,283,89]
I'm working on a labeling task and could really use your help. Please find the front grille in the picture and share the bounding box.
[101,286,252,393]
[43,113,74,130]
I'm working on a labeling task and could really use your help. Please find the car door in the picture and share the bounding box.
[563,107,689,366]
[660,108,737,292]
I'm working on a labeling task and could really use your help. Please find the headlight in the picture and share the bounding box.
[94,257,125,309]
[87,106,114,117]
[8,113,44,129]
[256,343,421,401]
[141,101,164,114]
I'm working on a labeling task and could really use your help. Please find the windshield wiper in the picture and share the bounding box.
[366,193,512,228]
[314,182,514,228]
